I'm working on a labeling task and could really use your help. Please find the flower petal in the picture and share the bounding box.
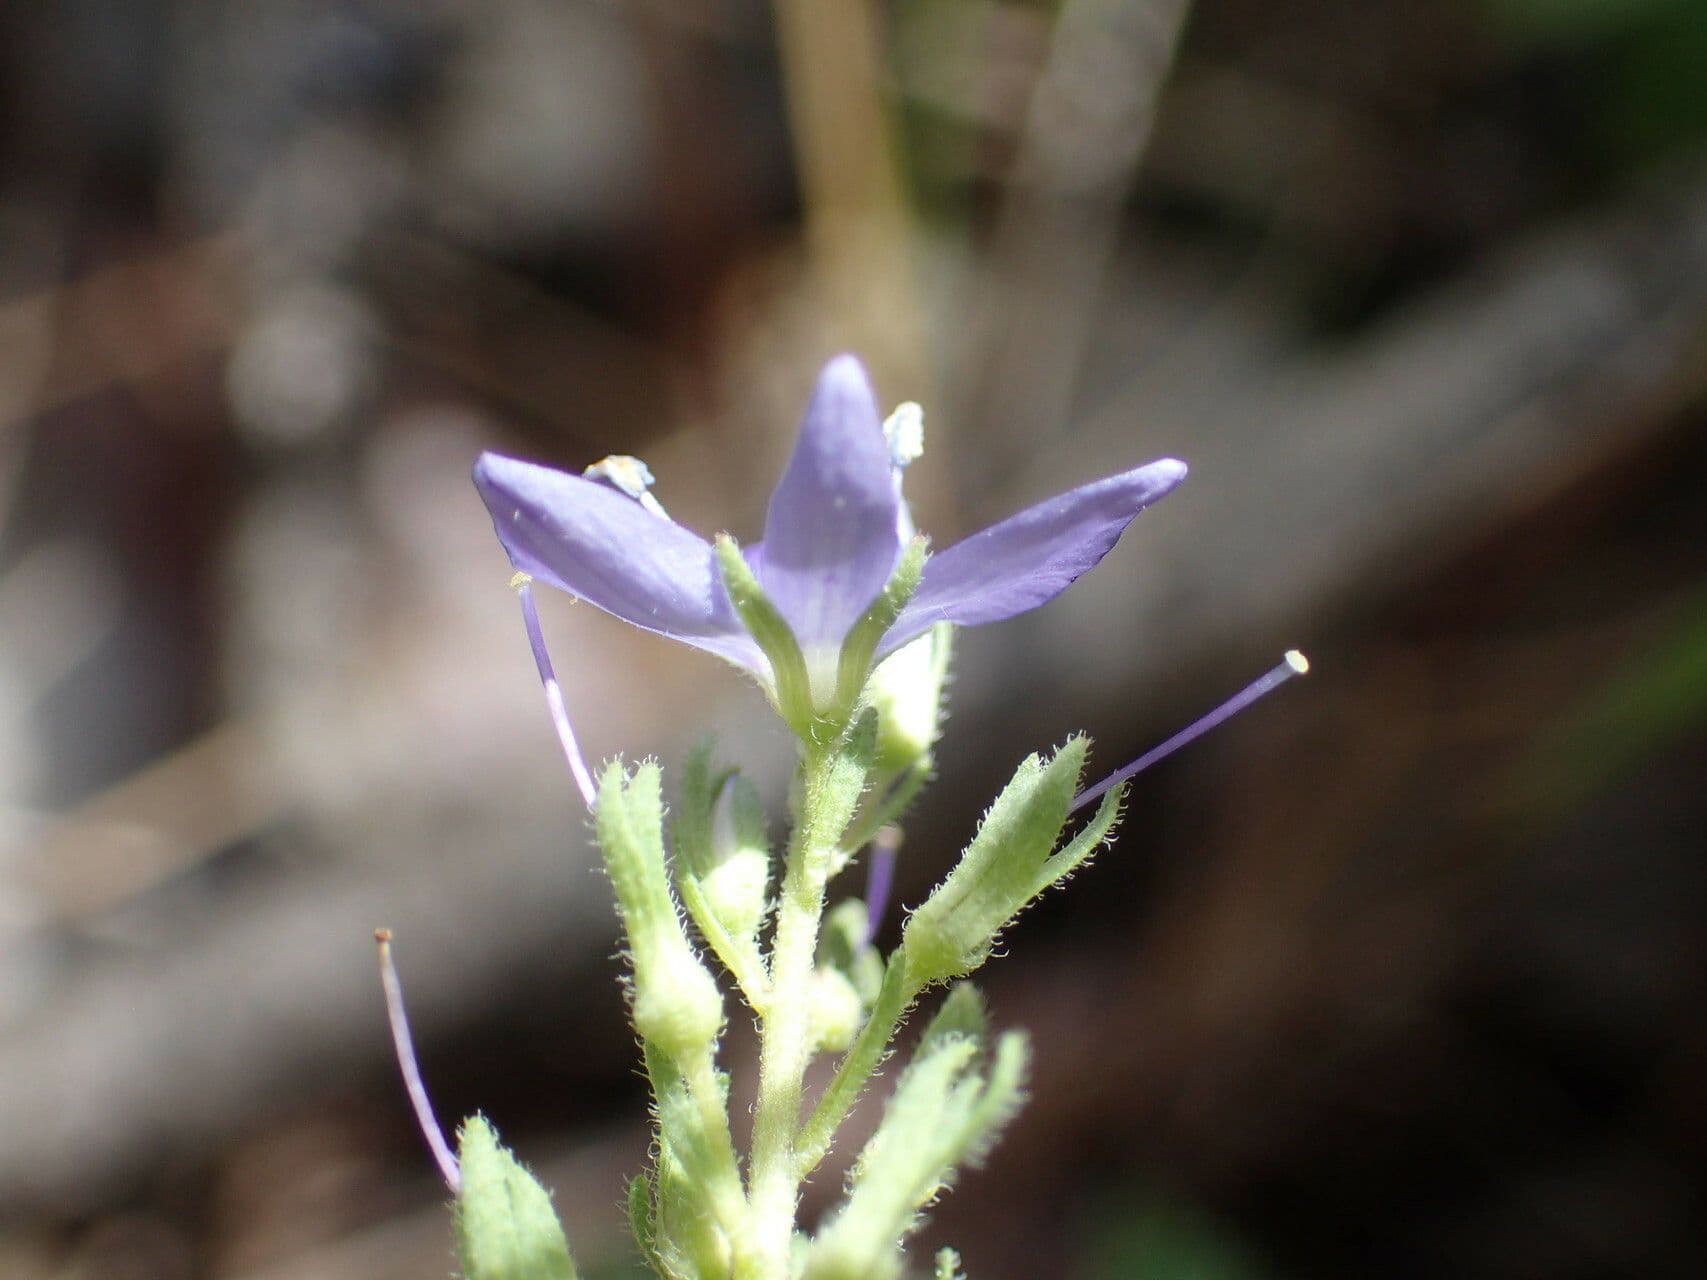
[474,452,764,672]
[880,459,1187,658]
[758,355,903,655]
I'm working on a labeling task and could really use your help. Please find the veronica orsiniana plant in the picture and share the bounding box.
[376,355,1307,1280]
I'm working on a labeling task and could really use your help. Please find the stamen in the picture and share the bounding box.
[882,403,924,469]
[883,404,924,540]
[512,573,598,812]
[1071,650,1309,813]
[584,454,670,520]
[375,928,461,1192]
[862,825,903,944]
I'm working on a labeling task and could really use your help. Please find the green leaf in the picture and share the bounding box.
[803,1037,974,1280]
[918,983,988,1056]
[792,956,916,1180]
[455,1116,578,1280]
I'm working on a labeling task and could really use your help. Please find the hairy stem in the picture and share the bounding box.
[747,746,854,1272]
[793,956,915,1180]
[837,759,930,868]
[682,1053,756,1271]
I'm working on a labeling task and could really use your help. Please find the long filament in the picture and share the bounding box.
[375,929,461,1192]
[515,575,598,812]
[1072,650,1309,813]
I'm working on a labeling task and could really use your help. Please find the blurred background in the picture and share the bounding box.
[2,0,1706,1276]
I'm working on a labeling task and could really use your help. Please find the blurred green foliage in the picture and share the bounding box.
[1081,1195,1269,1280]
[1517,584,1707,819]
[1485,0,1707,162]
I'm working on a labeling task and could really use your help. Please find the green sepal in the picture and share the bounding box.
[454,1115,578,1280]
[626,1172,678,1280]
[1029,781,1123,900]
[671,741,729,882]
[900,738,1093,989]
[833,535,929,716]
[811,1037,981,1277]
[799,708,878,854]
[595,759,723,1061]
[673,744,772,1005]
[646,1049,740,1280]
[918,982,988,1056]
[835,757,933,877]
[948,1030,1030,1174]
[803,1029,1030,1280]
[714,534,815,735]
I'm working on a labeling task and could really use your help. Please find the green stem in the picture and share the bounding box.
[792,955,916,1180]
[747,746,851,1273]
[837,760,930,868]
[644,1043,753,1273]
[682,1053,757,1272]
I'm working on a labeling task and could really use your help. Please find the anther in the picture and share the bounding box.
[584,454,670,520]
[882,403,924,470]
[1072,650,1309,813]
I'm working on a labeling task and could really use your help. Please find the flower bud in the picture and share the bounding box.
[867,623,952,774]
[631,942,725,1061]
[819,898,885,1005]
[808,967,866,1055]
[700,773,770,943]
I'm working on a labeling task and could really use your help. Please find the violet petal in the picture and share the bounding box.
[878,458,1188,658]
[757,356,904,658]
[474,452,764,673]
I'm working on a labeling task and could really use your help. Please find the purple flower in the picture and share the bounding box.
[474,355,1185,707]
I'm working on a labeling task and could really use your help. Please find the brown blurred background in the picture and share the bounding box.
[2,0,1706,1277]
